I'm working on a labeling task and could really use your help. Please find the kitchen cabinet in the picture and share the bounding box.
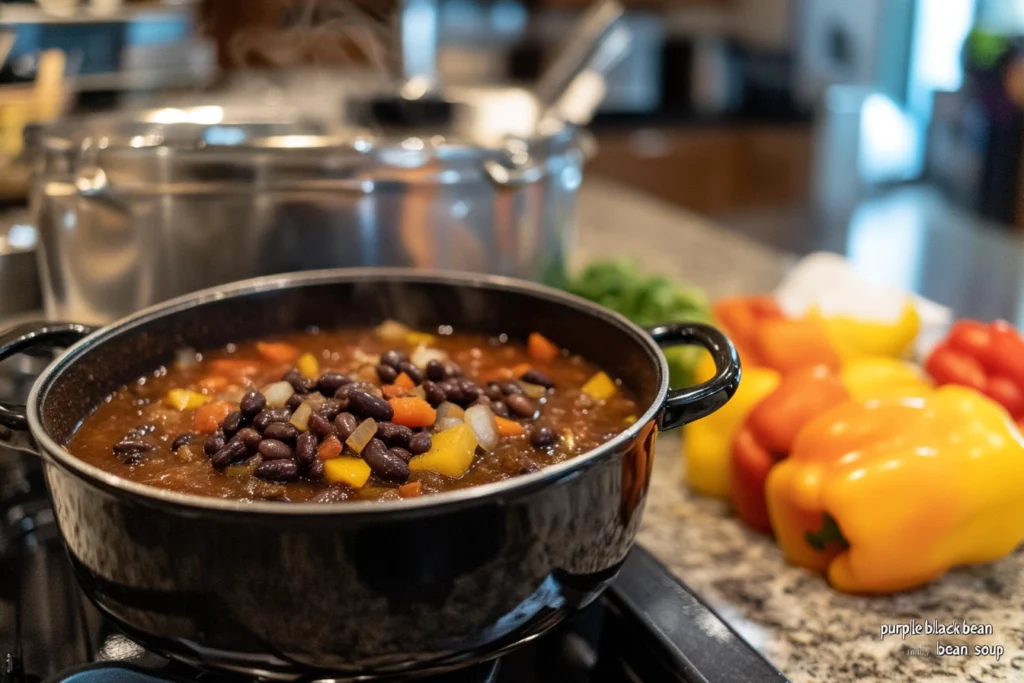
[586,124,812,215]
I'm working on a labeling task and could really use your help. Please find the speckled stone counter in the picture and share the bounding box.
[576,180,1024,683]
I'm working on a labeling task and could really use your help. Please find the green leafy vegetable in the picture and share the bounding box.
[566,260,712,388]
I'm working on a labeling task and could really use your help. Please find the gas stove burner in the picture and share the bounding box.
[2,482,787,683]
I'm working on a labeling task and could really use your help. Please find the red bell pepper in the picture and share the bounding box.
[730,365,850,532]
[925,320,1024,423]
[713,296,785,367]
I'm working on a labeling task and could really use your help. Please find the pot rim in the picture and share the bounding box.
[27,268,669,517]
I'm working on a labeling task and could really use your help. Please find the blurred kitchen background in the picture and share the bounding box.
[3,0,1024,322]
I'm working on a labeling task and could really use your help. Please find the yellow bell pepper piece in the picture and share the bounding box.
[324,457,372,489]
[840,357,933,401]
[297,352,320,379]
[405,331,436,346]
[767,386,1024,593]
[683,365,780,498]
[165,389,212,411]
[582,372,617,401]
[409,423,479,478]
[812,302,921,361]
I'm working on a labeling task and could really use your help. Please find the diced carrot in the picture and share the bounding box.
[257,342,302,364]
[317,435,343,460]
[528,332,560,363]
[382,384,408,400]
[511,363,532,378]
[495,416,525,437]
[198,375,229,391]
[394,372,415,390]
[389,397,437,428]
[193,400,234,433]
[209,359,261,378]
[398,481,423,498]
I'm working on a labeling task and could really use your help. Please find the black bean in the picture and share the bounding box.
[501,381,523,396]
[255,459,300,482]
[262,422,298,443]
[285,393,305,411]
[426,359,446,382]
[334,412,359,441]
[376,363,399,384]
[307,459,326,482]
[303,377,319,392]
[485,383,504,401]
[491,401,510,418]
[317,372,351,397]
[390,447,412,463]
[319,398,344,421]
[362,438,410,482]
[333,382,359,407]
[439,380,464,404]
[281,368,308,394]
[308,412,336,440]
[519,462,542,475]
[506,394,535,418]
[294,432,318,469]
[253,408,292,431]
[240,391,266,418]
[170,433,194,452]
[421,380,447,407]
[408,431,432,455]
[204,431,226,456]
[376,421,413,447]
[233,427,262,453]
[530,426,557,448]
[258,439,294,460]
[211,440,247,469]
[380,349,407,369]
[348,390,394,421]
[399,362,423,384]
[113,438,155,454]
[445,361,464,377]
[459,379,482,403]
[221,411,243,438]
[521,369,555,389]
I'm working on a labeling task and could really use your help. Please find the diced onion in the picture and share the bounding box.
[377,319,412,341]
[435,402,465,421]
[346,418,377,454]
[411,344,449,369]
[518,381,547,399]
[561,428,576,451]
[357,365,379,383]
[174,347,199,369]
[290,402,313,432]
[434,416,464,432]
[464,405,499,450]
[303,393,326,412]
[409,385,427,399]
[261,381,295,408]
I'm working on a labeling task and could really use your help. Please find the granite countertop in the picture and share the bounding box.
[576,179,1024,683]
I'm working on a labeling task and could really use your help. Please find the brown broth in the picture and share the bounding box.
[68,327,639,503]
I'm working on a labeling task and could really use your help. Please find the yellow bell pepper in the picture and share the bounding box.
[324,457,372,489]
[683,365,781,498]
[840,357,932,401]
[582,372,617,401]
[812,302,921,361]
[297,352,320,379]
[409,423,479,478]
[767,385,1024,593]
[164,389,211,411]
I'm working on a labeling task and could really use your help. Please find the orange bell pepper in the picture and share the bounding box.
[752,317,841,374]
[713,296,785,366]
[730,366,849,532]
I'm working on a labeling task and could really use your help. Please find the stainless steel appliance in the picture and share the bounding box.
[26,1,629,325]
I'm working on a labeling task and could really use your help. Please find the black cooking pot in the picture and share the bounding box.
[0,270,739,680]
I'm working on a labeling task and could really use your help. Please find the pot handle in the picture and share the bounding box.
[647,322,741,431]
[0,321,94,431]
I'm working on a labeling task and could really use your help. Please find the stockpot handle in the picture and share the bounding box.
[647,322,741,431]
[0,321,95,431]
